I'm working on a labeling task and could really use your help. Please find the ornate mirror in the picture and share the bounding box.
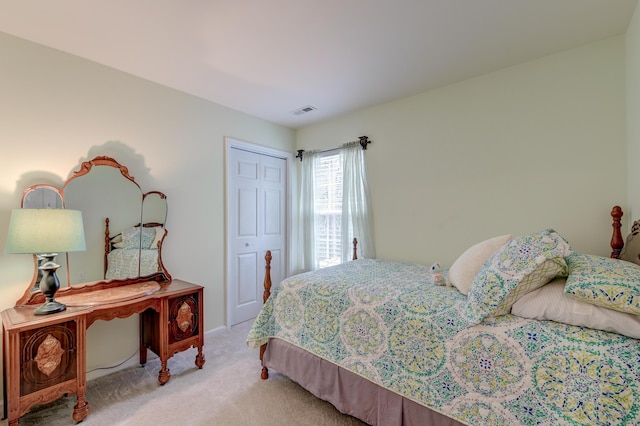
[22,185,64,209]
[142,191,168,224]
[19,157,170,302]
[64,157,144,284]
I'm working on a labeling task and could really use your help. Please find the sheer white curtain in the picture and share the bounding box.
[297,143,375,271]
[296,150,318,272]
[340,142,375,262]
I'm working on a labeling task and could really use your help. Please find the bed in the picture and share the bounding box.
[246,207,640,426]
[104,218,167,280]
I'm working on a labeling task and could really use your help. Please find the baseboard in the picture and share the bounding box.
[205,324,227,336]
[85,325,225,381]
[86,350,153,381]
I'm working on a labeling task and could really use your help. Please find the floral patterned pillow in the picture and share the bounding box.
[464,229,573,324]
[120,226,157,249]
[564,253,640,314]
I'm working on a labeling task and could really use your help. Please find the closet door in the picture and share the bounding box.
[228,146,286,326]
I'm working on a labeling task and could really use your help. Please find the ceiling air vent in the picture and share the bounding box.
[291,105,317,116]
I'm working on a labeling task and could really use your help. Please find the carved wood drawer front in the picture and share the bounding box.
[19,321,78,396]
[168,292,199,344]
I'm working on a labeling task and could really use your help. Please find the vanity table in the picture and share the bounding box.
[2,156,205,425]
[2,275,204,425]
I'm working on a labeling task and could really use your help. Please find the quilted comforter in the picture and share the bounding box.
[105,248,159,279]
[246,259,640,426]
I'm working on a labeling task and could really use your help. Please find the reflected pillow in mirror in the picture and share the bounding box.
[151,227,164,249]
[120,227,157,249]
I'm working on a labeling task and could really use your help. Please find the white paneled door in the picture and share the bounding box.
[227,142,287,326]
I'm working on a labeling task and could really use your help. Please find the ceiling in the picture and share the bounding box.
[0,0,637,129]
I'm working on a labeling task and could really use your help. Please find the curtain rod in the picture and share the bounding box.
[295,136,371,162]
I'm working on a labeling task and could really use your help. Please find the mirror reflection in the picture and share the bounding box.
[23,186,64,209]
[142,191,168,225]
[104,190,168,280]
[18,157,170,294]
[64,163,143,284]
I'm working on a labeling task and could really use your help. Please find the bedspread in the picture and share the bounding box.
[246,259,640,426]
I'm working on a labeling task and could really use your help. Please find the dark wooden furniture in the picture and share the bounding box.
[2,275,205,425]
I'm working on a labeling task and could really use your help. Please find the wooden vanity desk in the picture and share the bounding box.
[2,156,205,425]
[2,275,205,425]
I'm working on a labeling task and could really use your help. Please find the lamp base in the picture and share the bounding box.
[36,258,66,316]
[34,300,66,315]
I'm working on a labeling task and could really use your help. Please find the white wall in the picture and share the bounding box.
[628,5,640,220]
[297,36,627,267]
[0,32,295,376]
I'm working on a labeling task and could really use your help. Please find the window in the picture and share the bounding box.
[314,151,342,268]
[298,141,374,272]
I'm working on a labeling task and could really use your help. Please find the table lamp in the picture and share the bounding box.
[5,209,86,315]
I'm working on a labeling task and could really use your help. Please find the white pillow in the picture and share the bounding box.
[447,234,511,295]
[151,227,165,249]
[512,279,640,339]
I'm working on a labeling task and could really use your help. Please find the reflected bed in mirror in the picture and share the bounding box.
[16,156,170,306]
[104,218,168,280]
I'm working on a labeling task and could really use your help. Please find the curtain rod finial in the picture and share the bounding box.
[296,150,305,161]
[358,136,371,150]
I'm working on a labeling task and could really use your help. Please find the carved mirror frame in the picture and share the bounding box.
[15,156,170,306]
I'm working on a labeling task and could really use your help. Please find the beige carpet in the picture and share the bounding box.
[5,320,366,426]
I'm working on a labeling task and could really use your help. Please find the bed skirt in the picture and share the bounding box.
[263,338,465,426]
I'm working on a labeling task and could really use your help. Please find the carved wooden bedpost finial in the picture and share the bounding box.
[611,205,624,259]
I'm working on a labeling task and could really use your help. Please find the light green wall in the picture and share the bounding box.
[297,36,627,267]
[628,5,640,220]
[0,32,295,375]
[0,24,634,389]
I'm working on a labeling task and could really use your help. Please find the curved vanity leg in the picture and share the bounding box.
[158,361,171,385]
[139,314,148,366]
[72,397,90,423]
[195,347,205,369]
[140,345,148,366]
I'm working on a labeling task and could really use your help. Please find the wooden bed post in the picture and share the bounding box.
[104,217,111,277]
[611,206,624,259]
[352,238,358,260]
[260,250,272,380]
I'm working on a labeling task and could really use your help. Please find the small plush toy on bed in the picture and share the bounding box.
[430,262,447,286]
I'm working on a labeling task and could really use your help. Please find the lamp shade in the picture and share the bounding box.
[5,209,86,254]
